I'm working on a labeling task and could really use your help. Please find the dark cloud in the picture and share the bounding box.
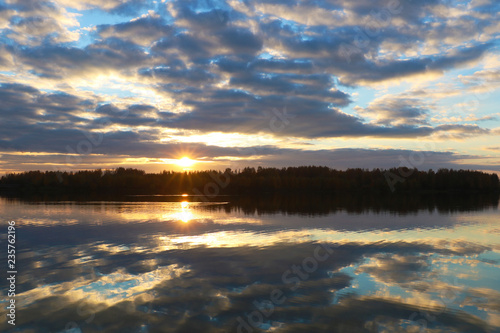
[162,93,440,139]
[17,38,150,78]
[174,5,230,31]
[152,32,213,60]
[252,58,315,74]
[139,64,218,86]
[0,83,91,137]
[3,0,56,13]
[217,27,263,54]
[97,15,173,45]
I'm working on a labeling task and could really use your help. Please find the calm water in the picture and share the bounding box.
[1,194,500,333]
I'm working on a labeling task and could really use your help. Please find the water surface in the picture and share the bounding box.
[1,194,499,332]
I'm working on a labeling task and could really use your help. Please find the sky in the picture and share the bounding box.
[0,0,499,174]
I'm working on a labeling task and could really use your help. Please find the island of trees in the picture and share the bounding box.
[0,166,498,196]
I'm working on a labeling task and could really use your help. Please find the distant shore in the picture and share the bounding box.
[1,167,498,196]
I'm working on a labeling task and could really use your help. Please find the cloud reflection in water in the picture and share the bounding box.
[0,195,499,332]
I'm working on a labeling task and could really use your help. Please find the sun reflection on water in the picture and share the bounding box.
[179,201,193,223]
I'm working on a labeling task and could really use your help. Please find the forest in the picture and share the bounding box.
[0,166,499,195]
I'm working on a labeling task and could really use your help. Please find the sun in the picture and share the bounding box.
[177,156,195,168]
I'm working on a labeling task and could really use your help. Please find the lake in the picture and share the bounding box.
[1,193,500,333]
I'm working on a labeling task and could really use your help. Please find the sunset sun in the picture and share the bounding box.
[177,157,195,168]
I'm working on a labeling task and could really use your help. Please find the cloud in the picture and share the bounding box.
[1,0,80,46]
[433,124,490,140]
[216,26,263,54]
[248,148,500,172]
[97,13,173,46]
[151,32,213,61]
[357,254,433,284]
[333,44,492,86]
[252,0,496,85]
[169,0,232,28]
[139,64,218,87]
[356,97,432,126]
[17,37,150,79]
[0,81,494,172]
[459,68,500,94]
[53,0,148,15]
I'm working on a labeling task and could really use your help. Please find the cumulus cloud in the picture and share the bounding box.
[53,0,148,15]
[356,97,432,126]
[17,38,151,79]
[1,0,80,45]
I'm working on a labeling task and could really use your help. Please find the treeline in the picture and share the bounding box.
[204,192,500,216]
[0,166,499,195]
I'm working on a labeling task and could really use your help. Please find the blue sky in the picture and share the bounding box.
[0,0,499,174]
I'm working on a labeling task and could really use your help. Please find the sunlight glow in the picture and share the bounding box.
[177,157,195,168]
[179,201,193,223]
